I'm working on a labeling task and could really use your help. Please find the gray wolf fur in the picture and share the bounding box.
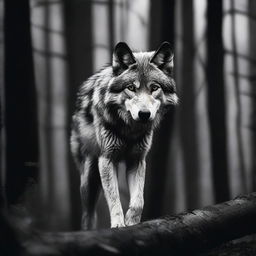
[70,42,178,229]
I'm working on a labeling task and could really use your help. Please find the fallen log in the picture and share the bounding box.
[2,193,256,256]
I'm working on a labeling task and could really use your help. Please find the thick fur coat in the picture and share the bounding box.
[71,42,178,229]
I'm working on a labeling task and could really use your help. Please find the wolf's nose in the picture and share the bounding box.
[138,110,151,122]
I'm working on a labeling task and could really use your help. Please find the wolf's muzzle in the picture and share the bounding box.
[138,110,151,122]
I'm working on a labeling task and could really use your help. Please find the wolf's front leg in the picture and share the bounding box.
[125,159,146,226]
[98,155,125,228]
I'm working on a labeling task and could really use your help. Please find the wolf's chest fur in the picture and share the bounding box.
[72,67,154,161]
[71,42,178,229]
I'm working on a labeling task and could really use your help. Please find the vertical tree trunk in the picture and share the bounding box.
[64,0,119,230]
[64,0,94,230]
[149,0,175,48]
[230,0,246,193]
[249,0,256,190]
[108,0,115,51]
[207,0,230,202]
[4,0,38,204]
[0,0,5,210]
[179,0,201,209]
[144,0,175,219]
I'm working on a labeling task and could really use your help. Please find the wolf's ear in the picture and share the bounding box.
[150,42,174,75]
[112,42,136,75]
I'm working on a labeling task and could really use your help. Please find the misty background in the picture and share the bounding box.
[1,0,256,231]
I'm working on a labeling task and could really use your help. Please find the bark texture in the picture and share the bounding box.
[2,193,256,256]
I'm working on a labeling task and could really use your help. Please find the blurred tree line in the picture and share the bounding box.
[0,0,256,231]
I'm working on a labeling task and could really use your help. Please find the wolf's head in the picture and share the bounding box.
[106,42,178,126]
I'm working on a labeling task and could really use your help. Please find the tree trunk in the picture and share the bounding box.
[249,0,256,191]
[64,0,94,230]
[0,0,5,210]
[206,0,230,202]
[4,0,39,204]
[179,0,201,209]
[144,0,175,220]
[3,193,256,256]
[230,0,247,193]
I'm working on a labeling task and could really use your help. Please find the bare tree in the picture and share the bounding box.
[230,0,246,193]
[108,0,115,51]
[179,0,201,209]
[249,0,256,191]
[144,0,175,220]
[64,0,94,230]
[4,0,39,204]
[206,0,230,202]
[0,0,5,210]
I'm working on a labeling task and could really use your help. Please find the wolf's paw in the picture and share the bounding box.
[111,215,125,228]
[125,216,140,226]
[111,221,125,228]
[125,208,141,226]
[111,222,125,228]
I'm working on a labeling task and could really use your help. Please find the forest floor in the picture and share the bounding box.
[201,235,256,256]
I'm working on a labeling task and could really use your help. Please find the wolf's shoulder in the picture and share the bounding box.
[79,66,112,94]
[75,66,112,111]
[77,66,112,97]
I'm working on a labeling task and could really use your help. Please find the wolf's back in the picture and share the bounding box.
[75,66,113,113]
[70,66,113,167]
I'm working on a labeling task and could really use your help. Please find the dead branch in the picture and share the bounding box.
[1,193,251,256]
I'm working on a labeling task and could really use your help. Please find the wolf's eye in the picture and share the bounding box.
[151,84,160,92]
[127,85,136,92]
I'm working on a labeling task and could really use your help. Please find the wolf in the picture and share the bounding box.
[70,42,178,230]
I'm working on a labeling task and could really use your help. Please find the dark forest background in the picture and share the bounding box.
[1,0,256,231]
